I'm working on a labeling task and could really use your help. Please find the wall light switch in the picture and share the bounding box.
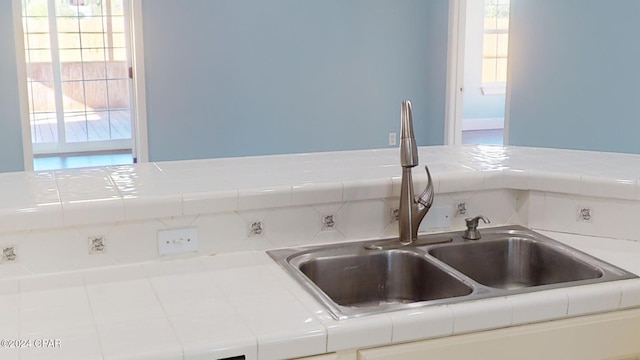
[158,227,198,255]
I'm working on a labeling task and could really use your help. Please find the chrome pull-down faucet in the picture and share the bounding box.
[398,100,434,245]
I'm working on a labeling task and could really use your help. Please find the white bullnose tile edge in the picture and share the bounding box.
[528,170,581,195]
[323,314,393,352]
[389,305,454,343]
[0,205,63,233]
[449,297,513,334]
[437,171,484,194]
[503,169,529,191]
[509,289,569,325]
[567,282,622,317]
[61,197,125,226]
[292,181,343,206]
[182,189,239,215]
[343,178,392,202]
[618,279,640,309]
[123,194,183,221]
[238,186,292,210]
[580,175,637,200]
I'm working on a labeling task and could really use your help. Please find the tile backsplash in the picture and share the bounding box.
[0,188,521,278]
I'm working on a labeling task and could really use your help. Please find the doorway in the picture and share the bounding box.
[447,0,510,146]
[19,0,136,169]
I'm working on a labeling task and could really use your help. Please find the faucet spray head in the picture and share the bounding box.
[400,100,418,167]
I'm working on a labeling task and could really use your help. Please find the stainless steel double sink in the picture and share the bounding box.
[267,225,637,319]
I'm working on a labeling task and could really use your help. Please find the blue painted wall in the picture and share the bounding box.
[0,1,25,172]
[142,0,449,161]
[507,0,640,153]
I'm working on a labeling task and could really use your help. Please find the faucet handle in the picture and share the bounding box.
[463,215,490,240]
[416,165,434,212]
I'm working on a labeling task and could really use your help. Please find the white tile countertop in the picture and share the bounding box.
[3,145,640,359]
[0,231,638,360]
[4,145,640,233]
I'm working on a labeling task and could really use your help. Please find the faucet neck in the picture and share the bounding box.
[400,100,418,168]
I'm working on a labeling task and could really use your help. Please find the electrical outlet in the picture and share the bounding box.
[158,227,198,255]
[88,236,106,254]
[388,132,397,146]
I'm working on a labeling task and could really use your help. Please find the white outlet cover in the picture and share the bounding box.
[388,132,397,146]
[158,227,198,256]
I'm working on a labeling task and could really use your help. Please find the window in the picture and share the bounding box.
[482,0,510,85]
[21,0,133,155]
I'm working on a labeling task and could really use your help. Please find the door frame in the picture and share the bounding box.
[12,0,33,170]
[445,0,511,146]
[13,0,149,169]
[444,0,466,146]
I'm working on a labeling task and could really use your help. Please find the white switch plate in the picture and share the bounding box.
[158,227,198,255]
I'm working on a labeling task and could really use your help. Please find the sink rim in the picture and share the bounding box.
[267,225,638,320]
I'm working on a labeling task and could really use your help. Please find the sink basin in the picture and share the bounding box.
[268,225,637,319]
[297,249,472,307]
[429,237,603,289]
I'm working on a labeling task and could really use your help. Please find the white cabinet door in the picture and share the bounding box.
[358,309,640,360]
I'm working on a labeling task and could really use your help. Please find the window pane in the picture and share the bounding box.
[110,16,126,33]
[56,18,79,33]
[483,34,498,57]
[82,47,106,62]
[28,61,55,82]
[106,60,128,79]
[59,48,82,63]
[112,47,127,61]
[32,111,58,143]
[22,0,49,17]
[496,58,508,82]
[64,111,88,142]
[81,32,105,49]
[26,17,50,34]
[482,59,498,83]
[107,79,129,109]
[27,48,52,63]
[111,32,127,48]
[83,61,107,81]
[29,81,57,112]
[87,111,110,141]
[109,110,131,139]
[110,1,124,16]
[61,81,86,111]
[60,61,83,81]
[58,32,81,49]
[27,32,50,49]
[497,34,509,57]
[55,2,80,18]
[80,17,103,33]
[84,80,108,110]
